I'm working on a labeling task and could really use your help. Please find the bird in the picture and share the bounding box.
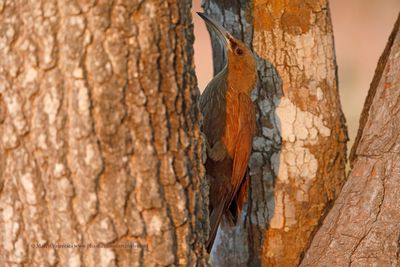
[197,12,257,253]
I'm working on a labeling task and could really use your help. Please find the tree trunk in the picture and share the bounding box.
[300,13,400,267]
[0,0,208,266]
[202,1,347,266]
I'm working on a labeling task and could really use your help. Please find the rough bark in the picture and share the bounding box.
[300,13,400,267]
[0,0,208,266]
[202,1,347,266]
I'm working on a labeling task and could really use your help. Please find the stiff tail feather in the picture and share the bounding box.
[227,171,249,225]
[206,201,225,253]
[206,171,250,252]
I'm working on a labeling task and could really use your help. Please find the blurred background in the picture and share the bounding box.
[192,0,400,151]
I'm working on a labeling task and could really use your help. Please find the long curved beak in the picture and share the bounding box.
[197,12,232,48]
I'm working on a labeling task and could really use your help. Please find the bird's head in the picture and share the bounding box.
[198,12,257,94]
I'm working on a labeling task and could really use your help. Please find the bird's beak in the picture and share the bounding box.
[197,12,232,49]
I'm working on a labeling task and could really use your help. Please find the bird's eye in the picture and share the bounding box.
[236,48,243,55]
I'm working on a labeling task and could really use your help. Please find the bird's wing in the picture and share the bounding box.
[206,93,255,252]
[225,93,255,218]
[199,67,228,148]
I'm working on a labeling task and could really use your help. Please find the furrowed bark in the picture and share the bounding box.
[300,13,400,267]
[0,0,208,266]
[202,1,347,266]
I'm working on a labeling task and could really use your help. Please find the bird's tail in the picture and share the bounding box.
[206,171,250,252]
[206,201,225,253]
[226,171,249,225]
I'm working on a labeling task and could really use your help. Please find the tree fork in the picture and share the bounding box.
[202,1,347,266]
[301,13,400,267]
